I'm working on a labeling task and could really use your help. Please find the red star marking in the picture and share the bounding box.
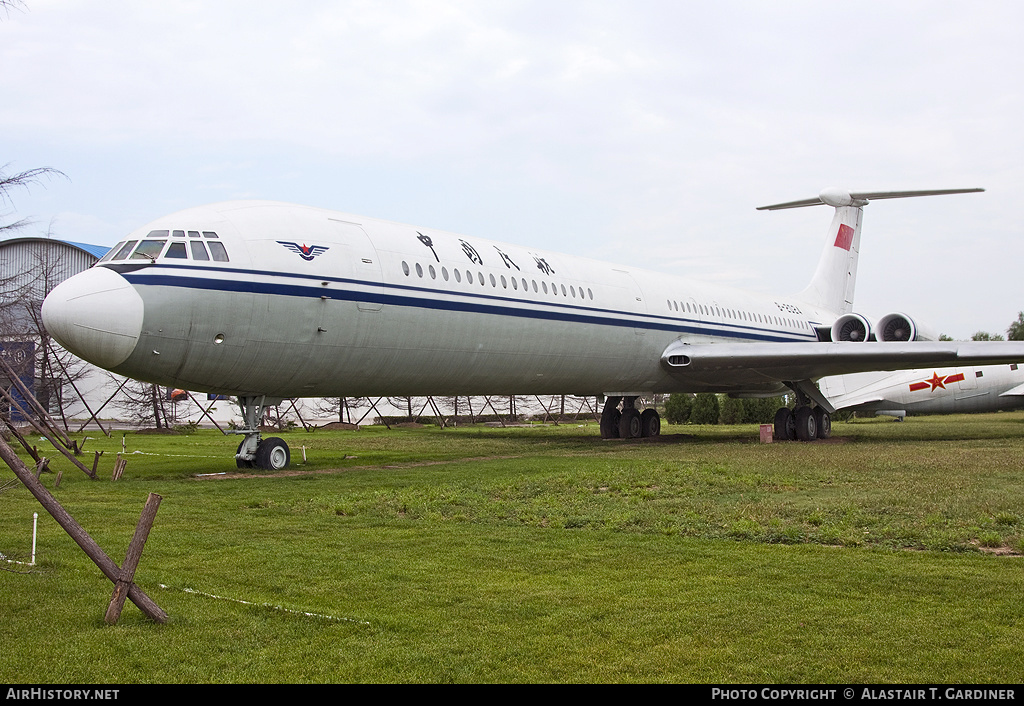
[926,372,946,391]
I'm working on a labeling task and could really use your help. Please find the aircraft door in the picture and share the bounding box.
[955,367,977,391]
[611,269,648,335]
[328,219,383,312]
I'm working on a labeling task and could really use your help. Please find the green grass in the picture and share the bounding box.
[2,413,1024,682]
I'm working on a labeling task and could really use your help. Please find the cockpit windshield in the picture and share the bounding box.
[97,230,229,265]
[131,240,167,260]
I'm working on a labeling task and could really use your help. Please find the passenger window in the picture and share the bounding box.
[190,241,210,261]
[131,240,166,260]
[165,242,188,259]
[208,242,230,262]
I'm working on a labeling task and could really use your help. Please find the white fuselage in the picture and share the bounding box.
[819,364,1024,415]
[43,201,826,399]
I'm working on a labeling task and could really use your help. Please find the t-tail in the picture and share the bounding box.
[758,187,984,316]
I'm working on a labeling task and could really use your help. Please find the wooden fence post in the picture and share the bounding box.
[0,436,168,624]
[105,493,162,625]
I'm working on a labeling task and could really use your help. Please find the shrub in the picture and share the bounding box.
[664,393,694,424]
[690,393,720,425]
[718,396,745,425]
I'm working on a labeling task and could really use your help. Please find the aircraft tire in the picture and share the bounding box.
[600,408,621,439]
[640,408,661,437]
[814,407,831,439]
[773,407,795,441]
[236,440,253,469]
[254,437,291,470]
[794,406,817,441]
[619,407,642,439]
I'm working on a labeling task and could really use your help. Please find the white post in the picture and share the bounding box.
[31,512,38,566]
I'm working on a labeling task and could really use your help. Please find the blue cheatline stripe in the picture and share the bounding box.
[121,267,816,343]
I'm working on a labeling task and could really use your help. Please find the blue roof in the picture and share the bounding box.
[0,236,112,260]
[60,240,111,259]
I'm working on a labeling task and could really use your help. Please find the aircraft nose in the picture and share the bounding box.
[42,267,144,369]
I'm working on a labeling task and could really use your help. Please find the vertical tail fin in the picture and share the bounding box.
[757,187,984,316]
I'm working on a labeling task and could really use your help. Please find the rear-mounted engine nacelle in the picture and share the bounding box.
[876,312,938,342]
[831,313,872,342]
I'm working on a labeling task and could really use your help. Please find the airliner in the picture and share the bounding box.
[820,363,1024,419]
[40,187,1024,470]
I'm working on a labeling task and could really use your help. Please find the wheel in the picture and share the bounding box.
[254,437,290,470]
[640,408,660,437]
[235,440,253,469]
[814,407,831,439]
[794,406,817,441]
[773,407,795,441]
[600,408,621,439]
[599,397,622,439]
[618,407,642,439]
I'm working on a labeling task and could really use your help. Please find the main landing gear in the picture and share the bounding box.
[600,396,661,440]
[233,395,291,470]
[772,404,831,442]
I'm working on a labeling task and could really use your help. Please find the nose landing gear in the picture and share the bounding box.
[232,395,291,470]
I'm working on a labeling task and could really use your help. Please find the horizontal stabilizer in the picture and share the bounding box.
[757,187,984,211]
[999,382,1024,397]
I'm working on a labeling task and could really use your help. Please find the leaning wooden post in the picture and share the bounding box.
[0,435,168,623]
[105,493,162,625]
[0,385,96,478]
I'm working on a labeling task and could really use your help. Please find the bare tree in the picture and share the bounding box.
[1,164,67,236]
[0,1,25,19]
[114,378,179,429]
[387,396,417,422]
[315,396,371,424]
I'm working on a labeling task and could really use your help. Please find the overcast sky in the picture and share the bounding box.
[2,0,1021,339]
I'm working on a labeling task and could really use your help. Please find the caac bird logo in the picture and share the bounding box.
[909,371,965,392]
[278,241,329,261]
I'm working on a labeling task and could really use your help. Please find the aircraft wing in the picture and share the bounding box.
[999,382,1024,397]
[661,341,1024,388]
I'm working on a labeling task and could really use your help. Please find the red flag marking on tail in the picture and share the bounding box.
[834,224,854,251]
